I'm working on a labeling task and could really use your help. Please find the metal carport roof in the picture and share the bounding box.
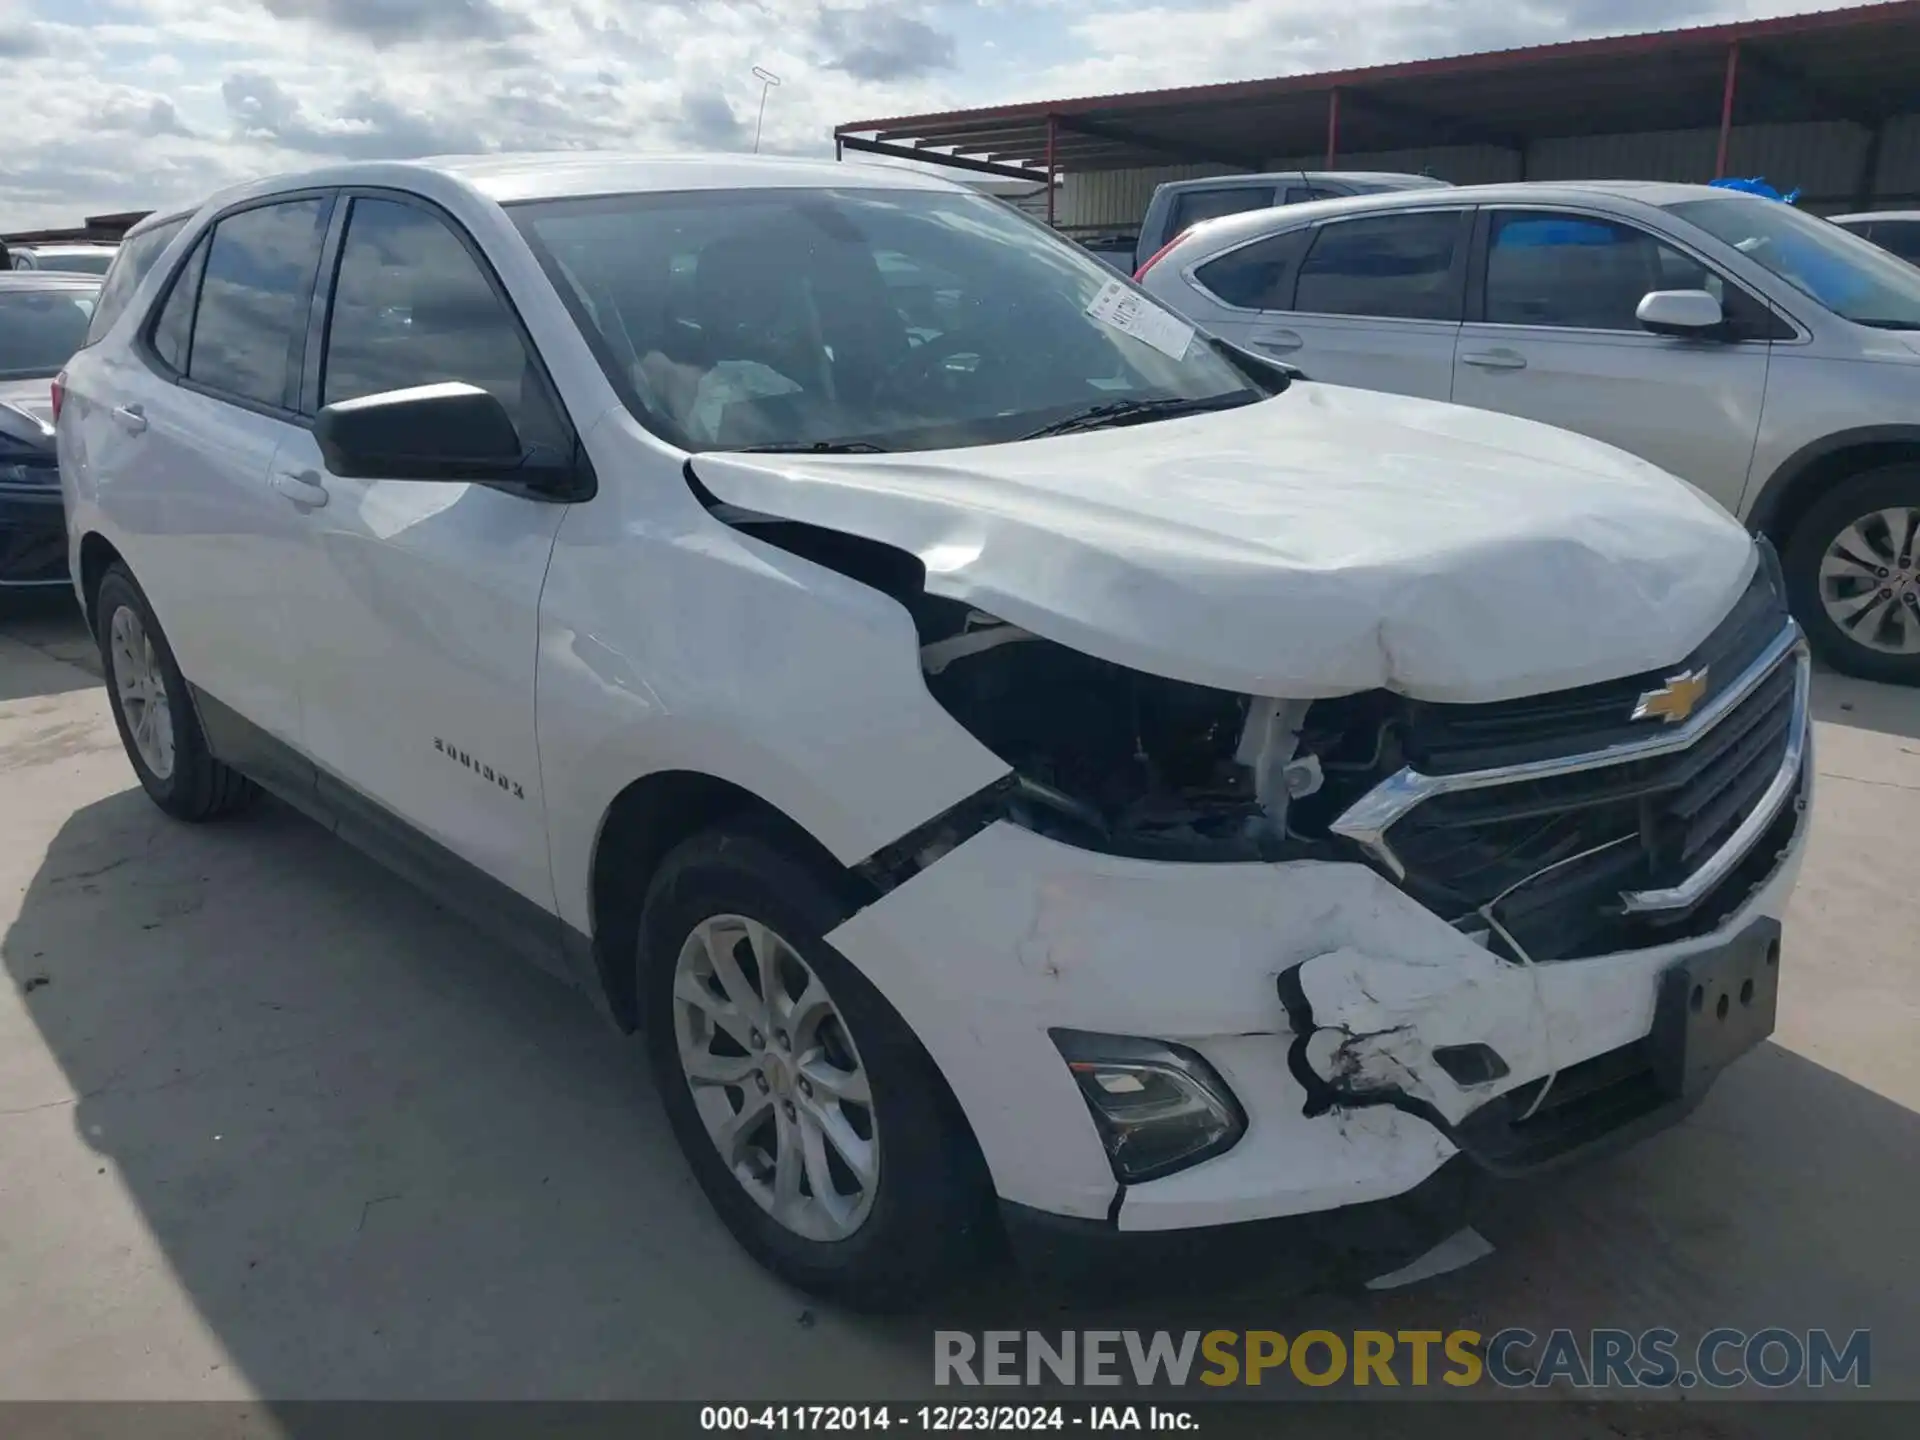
[835,1,1920,192]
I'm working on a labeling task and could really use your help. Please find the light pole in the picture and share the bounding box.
[751,66,782,153]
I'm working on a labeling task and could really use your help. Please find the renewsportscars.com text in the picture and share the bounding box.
[934,1328,1871,1390]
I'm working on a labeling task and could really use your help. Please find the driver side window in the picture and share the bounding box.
[321,197,567,455]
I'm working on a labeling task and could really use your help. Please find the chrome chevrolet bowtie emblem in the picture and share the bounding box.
[1632,667,1710,724]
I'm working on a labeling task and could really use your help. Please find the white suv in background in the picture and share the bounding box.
[59,155,1808,1309]
[1139,181,1920,685]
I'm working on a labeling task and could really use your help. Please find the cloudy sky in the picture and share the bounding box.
[0,0,1880,228]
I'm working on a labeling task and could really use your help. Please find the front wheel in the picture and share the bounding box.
[1784,464,1920,685]
[639,826,994,1311]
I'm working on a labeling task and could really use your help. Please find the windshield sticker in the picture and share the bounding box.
[1086,279,1194,360]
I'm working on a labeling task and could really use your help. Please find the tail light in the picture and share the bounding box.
[1132,236,1186,282]
[50,370,66,423]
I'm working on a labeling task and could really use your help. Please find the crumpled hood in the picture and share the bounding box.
[692,382,1756,703]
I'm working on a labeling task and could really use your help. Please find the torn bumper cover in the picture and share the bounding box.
[825,753,1810,1239]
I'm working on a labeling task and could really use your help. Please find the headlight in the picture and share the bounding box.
[1051,1029,1246,1183]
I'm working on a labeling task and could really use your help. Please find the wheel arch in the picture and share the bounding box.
[583,768,876,1032]
[77,531,127,637]
[1747,427,1920,555]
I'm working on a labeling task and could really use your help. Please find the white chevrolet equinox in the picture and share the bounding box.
[59,155,1811,1309]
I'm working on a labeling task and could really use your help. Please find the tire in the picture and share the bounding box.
[639,824,994,1311]
[1784,464,1920,686]
[95,564,258,821]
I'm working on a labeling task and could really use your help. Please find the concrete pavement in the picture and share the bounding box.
[3,595,1917,1421]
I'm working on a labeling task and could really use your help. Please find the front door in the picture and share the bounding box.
[275,193,574,921]
[1450,207,1775,512]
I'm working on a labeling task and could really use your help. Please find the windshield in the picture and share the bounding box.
[0,287,98,378]
[1664,195,1920,329]
[510,186,1262,452]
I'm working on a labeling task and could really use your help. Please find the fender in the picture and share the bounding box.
[1744,425,1920,541]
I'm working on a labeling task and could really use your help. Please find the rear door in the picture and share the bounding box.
[1449,206,1777,511]
[67,195,333,750]
[270,191,572,923]
[1230,207,1470,399]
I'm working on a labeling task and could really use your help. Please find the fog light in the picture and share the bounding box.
[1050,1030,1246,1183]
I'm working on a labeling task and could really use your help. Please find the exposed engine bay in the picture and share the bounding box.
[913,603,1404,863]
[690,491,1408,870]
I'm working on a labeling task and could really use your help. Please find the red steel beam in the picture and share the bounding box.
[1716,41,1741,176]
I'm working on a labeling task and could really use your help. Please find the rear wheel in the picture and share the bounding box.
[1784,465,1920,685]
[95,565,258,820]
[639,826,993,1310]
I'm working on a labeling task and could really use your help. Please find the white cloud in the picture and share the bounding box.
[0,0,1884,228]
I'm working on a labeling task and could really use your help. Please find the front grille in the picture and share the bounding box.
[1401,545,1789,774]
[1349,551,1806,962]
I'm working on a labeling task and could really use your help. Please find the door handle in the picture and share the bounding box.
[1459,350,1528,371]
[1251,329,1304,353]
[271,469,330,509]
[111,403,147,434]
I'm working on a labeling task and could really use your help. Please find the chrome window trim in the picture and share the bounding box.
[1330,622,1807,904]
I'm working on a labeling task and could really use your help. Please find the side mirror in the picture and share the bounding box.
[1636,289,1724,337]
[315,381,525,481]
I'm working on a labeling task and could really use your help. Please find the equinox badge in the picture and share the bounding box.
[1632,667,1710,725]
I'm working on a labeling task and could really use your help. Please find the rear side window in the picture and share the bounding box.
[320,197,566,452]
[1170,186,1275,237]
[86,219,187,345]
[185,199,329,409]
[1195,228,1311,310]
[151,234,209,373]
[1295,211,1463,321]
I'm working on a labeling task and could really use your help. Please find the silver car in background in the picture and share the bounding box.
[11,243,119,276]
[1139,181,1920,684]
[1830,210,1920,266]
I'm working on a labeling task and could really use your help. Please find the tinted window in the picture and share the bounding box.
[151,234,209,373]
[1488,213,1680,329]
[1195,228,1311,310]
[514,186,1261,453]
[1170,187,1275,236]
[1294,211,1462,320]
[1282,186,1338,204]
[51,253,113,275]
[322,198,565,452]
[1873,221,1920,264]
[187,199,328,407]
[0,287,98,379]
[1487,210,1781,336]
[86,219,186,345]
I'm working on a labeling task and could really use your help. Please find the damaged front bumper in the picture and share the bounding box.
[824,756,1810,1243]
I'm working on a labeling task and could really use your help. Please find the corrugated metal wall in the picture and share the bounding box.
[1056,117,1919,229]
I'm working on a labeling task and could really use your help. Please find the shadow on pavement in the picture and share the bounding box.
[1811,666,1920,743]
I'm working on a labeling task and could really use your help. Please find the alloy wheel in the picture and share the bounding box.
[109,605,175,780]
[1819,506,1920,656]
[672,914,880,1242]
